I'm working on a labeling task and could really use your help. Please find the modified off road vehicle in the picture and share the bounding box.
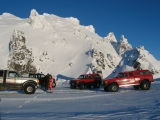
[29,73,56,88]
[103,70,154,92]
[70,74,102,89]
[0,70,39,94]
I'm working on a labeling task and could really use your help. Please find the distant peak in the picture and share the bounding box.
[137,46,145,50]
[2,13,13,16]
[104,32,117,42]
[139,46,145,50]
[65,17,80,25]
[107,32,115,38]
[30,9,39,17]
[1,12,16,17]
[121,35,128,44]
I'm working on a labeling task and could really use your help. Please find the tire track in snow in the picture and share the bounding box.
[1,93,115,102]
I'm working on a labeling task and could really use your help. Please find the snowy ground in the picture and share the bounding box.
[0,79,160,120]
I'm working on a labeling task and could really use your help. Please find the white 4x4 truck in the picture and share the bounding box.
[0,70,39,94]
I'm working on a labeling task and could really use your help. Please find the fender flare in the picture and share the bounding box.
[22,80,37,87]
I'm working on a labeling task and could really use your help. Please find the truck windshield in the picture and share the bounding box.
[78,75,85,79]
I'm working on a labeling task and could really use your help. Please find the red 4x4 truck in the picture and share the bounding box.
[70,74,102,89]
[103,70,154,92]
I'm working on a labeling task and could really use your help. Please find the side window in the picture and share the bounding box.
[123,73,128,77]
[143,71,150,75]
[95,75,101,80]
[129,73,133,77]
[0,71,3,77]
[139,72,144,75]
[81,75,86,79]
[136,72,140,76]
[29,74,34,78]
[117,73,128,78]
[137,71,150,76]
[87,75,92,79]
[80,75,85,79]
[41,74,45,78]
[90,76,93,79]
[8,71,18,78]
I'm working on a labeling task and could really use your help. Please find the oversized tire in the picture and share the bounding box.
[133,85,141,90]
[140,80,151,90]
[104,86,108,92]
[79,82,85,90]
[88,84,95,89]
[70,85,76,89]
[95,82,101,88]
[24,84,36,94]
[106,83,119,92]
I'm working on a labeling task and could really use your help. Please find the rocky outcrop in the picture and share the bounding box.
[8,30,37,73]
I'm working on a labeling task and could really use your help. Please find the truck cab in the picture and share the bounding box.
[0,70,39,94]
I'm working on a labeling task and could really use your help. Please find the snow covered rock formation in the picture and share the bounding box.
[8,30,36,73]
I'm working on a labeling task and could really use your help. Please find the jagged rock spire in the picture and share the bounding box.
[104,32,117,42]
[29,9,39,18]
[121,35,128,44]
[117,35,132,56]
[8,30,37,73]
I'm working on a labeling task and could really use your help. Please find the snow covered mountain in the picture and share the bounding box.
[0,9,159,79]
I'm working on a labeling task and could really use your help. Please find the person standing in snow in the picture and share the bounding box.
[44,73,50,91]
[48,75,54,93]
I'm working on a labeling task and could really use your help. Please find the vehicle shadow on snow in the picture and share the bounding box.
[56,74,75,88]
[56,74,75,81]
[0,89,25,94]
[87,87,134,93]
[154,78,160,81]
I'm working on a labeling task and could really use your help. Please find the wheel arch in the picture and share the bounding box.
[106,82,119,87]
[22,80,37,88]
[140,79,150,84]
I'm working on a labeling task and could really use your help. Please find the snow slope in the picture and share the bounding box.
[0,9,160,79]
[110,46,160,79]
[1,79,160,120]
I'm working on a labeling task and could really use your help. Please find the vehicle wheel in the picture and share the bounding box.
[107,83,119,92]
[24,84,36,94]
[133,85,141,90]
[96,82,101,88]
[140,80,151,90]
[70,85,76,89]
[104,86,108,92]
[88,84,95,89]
[79,82,85,90]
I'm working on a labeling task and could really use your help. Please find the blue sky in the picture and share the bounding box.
[0,0,160,60]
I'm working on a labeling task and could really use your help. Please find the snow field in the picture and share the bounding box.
[0,79,160,120]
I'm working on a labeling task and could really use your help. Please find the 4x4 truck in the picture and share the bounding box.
[0,70,39,94]
[70,74,102,89]
[103,70,154,92]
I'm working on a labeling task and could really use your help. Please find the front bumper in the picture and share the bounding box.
[70,81,77,86]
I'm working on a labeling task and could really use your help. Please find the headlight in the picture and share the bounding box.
[36,79,40,84]
[103,80,108,86]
